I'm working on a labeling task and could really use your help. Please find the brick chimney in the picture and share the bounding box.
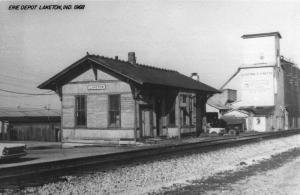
[190,72,199,81]
[128,52,136,64]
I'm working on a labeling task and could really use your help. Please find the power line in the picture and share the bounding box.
[0,88,56,96]
[0,74,40,84]
[0,109,60,112]
[0,94,35,98]
[0,92,57,97]
[0,80,39,90]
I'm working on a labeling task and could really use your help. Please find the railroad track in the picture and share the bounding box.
[0,129,300,181]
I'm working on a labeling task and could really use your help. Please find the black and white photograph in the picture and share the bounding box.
[1,0,300,194]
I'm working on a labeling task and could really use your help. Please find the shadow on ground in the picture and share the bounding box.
[158,147,300,195]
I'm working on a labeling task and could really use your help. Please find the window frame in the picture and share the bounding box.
[180,95,194,127]
[108,94,121,128]
[75,95,87,127]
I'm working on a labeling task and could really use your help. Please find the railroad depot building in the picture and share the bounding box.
[38,53,219,143]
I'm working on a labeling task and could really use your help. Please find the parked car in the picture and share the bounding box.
[0,143,27,160]
[209,127,226,135]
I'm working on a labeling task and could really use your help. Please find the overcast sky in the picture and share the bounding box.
[1,0,300,109]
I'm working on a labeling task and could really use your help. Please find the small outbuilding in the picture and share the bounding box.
[0,107,61,141]
[38,52,219,144]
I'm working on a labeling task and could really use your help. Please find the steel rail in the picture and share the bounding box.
[0,129,299,180]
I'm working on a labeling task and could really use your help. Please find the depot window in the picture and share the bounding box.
[180,95,193,126]
[108,94,121,127]
[75,95,87,126]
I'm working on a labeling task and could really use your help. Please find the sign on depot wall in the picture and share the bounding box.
[240,67,275,106]
[87,84,106,90]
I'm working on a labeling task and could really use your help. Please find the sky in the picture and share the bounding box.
[1,0,300,109]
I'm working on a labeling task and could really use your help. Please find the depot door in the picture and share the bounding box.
[139,106,153,138]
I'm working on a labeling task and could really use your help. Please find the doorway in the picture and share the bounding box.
[139,105,154,138]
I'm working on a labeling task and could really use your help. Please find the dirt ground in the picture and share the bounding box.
[161,147,300,195]
[210,155,300,195]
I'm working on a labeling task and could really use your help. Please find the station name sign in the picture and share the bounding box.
[87,85,106,90]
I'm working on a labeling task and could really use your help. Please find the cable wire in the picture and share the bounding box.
[0,88,55,96]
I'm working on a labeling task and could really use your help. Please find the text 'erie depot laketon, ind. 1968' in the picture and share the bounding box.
[8,4,85,10]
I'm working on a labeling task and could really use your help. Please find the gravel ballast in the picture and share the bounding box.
[4,134,300,194]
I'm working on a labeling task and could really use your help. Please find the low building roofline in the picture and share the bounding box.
[241,32,282,39]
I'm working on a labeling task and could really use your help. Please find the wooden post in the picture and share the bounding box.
[157,102,162,137]
[202,95,207,133]
[160,97,166,136]
[150,109,154,137]
[196,93,206,137]
[152,97,156,136]
[7,122,10,140]
[131,86,138,141]
[175,96,181,139]
[60,92,63,146]
[134,98,137,142]
[0,121,3,140]
[156,112,161,137]
[139,106,143,138]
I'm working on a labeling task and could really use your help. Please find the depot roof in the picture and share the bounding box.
[241,32,282,39]
[38,54,219,94]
